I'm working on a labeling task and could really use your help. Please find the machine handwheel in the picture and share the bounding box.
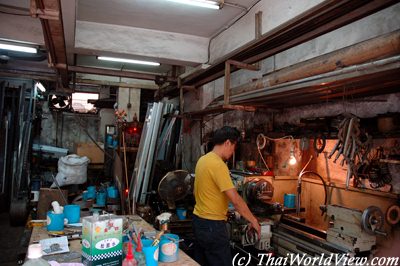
[361,206,384,235]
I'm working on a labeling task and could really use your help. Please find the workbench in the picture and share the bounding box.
[29,215,199,265]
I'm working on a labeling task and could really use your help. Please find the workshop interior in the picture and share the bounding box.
[0,0,400,265]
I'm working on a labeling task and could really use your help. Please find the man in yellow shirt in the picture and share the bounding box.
[192,126,261,266]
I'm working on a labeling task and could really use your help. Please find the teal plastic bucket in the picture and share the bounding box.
[142,239,158,266]
[176,207,187,220]
[284,193,296,208]
[107,186,118,198]
[159,234,179,262]
[96,192,106,206]
[63,204,80,224]
[47,212,64,231]
[87,186,96,199]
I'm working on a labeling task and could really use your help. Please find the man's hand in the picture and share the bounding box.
[249,219,261,239]
[224,188,261,238]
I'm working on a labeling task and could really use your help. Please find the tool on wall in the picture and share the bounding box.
[313,134,326,156]
[357,147,392,189]
[328,115,372,189]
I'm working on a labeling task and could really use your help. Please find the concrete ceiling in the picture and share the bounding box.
[0,0,260,81]
[77,0,257,38]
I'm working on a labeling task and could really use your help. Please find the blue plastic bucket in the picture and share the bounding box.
[142,239,159,266]
[96,192,106,206]
[106,135,113,147]
[176,207,187,220]
[107,186,118,199]
[112,139,118,148]
[63,204,80,224]
[87,186,96,199]
[47,212,64,231]
[284,194,296,208]
[159,234,179,262]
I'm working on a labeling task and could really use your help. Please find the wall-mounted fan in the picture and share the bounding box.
[49,94,71,111]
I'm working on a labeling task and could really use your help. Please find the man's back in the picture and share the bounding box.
[193,152,234,221]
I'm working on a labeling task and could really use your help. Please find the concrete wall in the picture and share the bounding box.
[210,0,325,63]
[40,102,101,152]
[182,3,400,172]
[117,87,141,122]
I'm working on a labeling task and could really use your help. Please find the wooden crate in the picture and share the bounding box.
[74,142,104,164]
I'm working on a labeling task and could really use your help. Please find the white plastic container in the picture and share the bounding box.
[23,244,50,266]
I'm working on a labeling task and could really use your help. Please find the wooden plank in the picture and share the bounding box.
[224,61,230,105]
[222,104,256,112]
[37,188,68,219]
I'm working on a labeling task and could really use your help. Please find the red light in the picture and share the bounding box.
[133,127,137,132]
[125,189,129,195]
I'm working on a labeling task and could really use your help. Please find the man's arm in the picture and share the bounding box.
[224,188,261,237]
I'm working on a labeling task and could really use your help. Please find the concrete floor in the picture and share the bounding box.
[0,213,30,266]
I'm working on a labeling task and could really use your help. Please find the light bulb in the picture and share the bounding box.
[288,154,297,165]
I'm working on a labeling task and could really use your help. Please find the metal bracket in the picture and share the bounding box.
[224,59,259,106]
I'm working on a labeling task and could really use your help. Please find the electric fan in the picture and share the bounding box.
[158,170,193,209]
[49,94,71,111]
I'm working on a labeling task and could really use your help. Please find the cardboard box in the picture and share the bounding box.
[82,214,123,266]
[75,143,104,164]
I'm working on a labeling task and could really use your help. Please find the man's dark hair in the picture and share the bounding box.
[212,126,240,145]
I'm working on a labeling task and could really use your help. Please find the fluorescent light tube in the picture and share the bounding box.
[35,82,46,92]
[97,56,160,66]
[0,43,37,53]
[166,0,221,9]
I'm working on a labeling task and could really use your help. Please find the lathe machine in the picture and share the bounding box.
[227,176,386,265]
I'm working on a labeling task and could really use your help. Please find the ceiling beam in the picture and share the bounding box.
[74,78,159,90]
[31,0,69,87]
[56,64,176,83]
[0,68,56,81]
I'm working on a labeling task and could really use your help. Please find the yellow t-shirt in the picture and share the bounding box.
[193,152,234,220]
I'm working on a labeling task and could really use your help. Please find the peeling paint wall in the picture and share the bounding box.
[117,87,141,122]
[183,3,400,172]
[273,93,400,126]
[273,4,400,70]
[210,0,325,63]
[40,102,101,152]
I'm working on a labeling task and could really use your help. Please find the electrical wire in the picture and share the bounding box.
[256,133,295,171]
[74,115,114,160]
[299,171,328,216]
[257,146,270,171]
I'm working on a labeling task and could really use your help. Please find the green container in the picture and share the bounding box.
[81,214,123,266]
